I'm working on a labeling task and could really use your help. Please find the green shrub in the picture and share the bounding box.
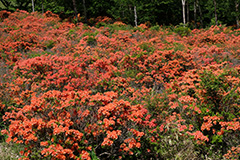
[95,22,106,28]
[45,40,55,49]
[174,65,240,158]
[87,36,97,47]
[174,23,191,37]
[150,25,160,31]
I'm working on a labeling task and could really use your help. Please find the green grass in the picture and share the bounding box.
[0,141,22,160]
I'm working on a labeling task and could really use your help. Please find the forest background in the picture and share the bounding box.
[0,0,240,28]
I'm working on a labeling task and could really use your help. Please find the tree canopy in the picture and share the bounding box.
[0,0,239,28]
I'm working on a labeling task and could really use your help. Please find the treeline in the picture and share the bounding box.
[0,0,239,28]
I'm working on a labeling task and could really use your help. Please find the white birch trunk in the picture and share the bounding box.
[32,0,35,12]
[181,0,186,26]
[134,5,137,27]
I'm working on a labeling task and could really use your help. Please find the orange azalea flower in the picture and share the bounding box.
[81,150,91,160]
[1,129,8,135]
[123,147,129,152]
[19,151,24,155]
[169,102,179,109]
[128,151,133,155]
[40,141,48,146]
[136,142,141,148]
[189,124,194,131]
[101,138,113,146]
[86,146,92,151]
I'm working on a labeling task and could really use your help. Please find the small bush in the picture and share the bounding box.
[174,23,191,37]
[87,36,97,47]
[150,25,160,31]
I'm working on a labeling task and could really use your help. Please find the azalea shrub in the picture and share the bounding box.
[162,63,240,159]
[2,89,151,159]
[0,10,240,159]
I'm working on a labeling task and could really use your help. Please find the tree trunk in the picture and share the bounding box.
[32,0,34,12]
[122,4,125,18]
[42,0,44,14]
[197,0,203,27]
[187,0,189,24]
[235,0,239,28]
[72,0,78,22]
[83,0,87,23]
[194,0,197,28]
[213,0,218,25]
[182,0,186,26]
[134,5,137,27]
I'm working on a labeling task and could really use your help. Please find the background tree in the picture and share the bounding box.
[197,0,204,27]
[41,0,44,14]
[0,0,32,11]
[235,0,239,28]
[72,0,78,21]
[181,0,187,25]
[82,0,87,22]
[32,0,34,12]
[194,0,197,27]
[213,0,218,25]
[0,0,239,28]
[134,4,137,26]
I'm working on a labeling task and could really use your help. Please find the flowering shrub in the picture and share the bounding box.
[163,63,240,158]
[0,10,240,159]
[2,89,149,159]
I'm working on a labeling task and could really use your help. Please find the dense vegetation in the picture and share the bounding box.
[0,10,240,159]
[0,0,240,28]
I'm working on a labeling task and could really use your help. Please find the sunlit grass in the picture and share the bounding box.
[0,141,22,160]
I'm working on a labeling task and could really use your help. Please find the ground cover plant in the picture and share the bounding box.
[0,10,240,159]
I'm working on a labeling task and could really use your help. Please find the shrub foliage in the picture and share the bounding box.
[0,10,240,159]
